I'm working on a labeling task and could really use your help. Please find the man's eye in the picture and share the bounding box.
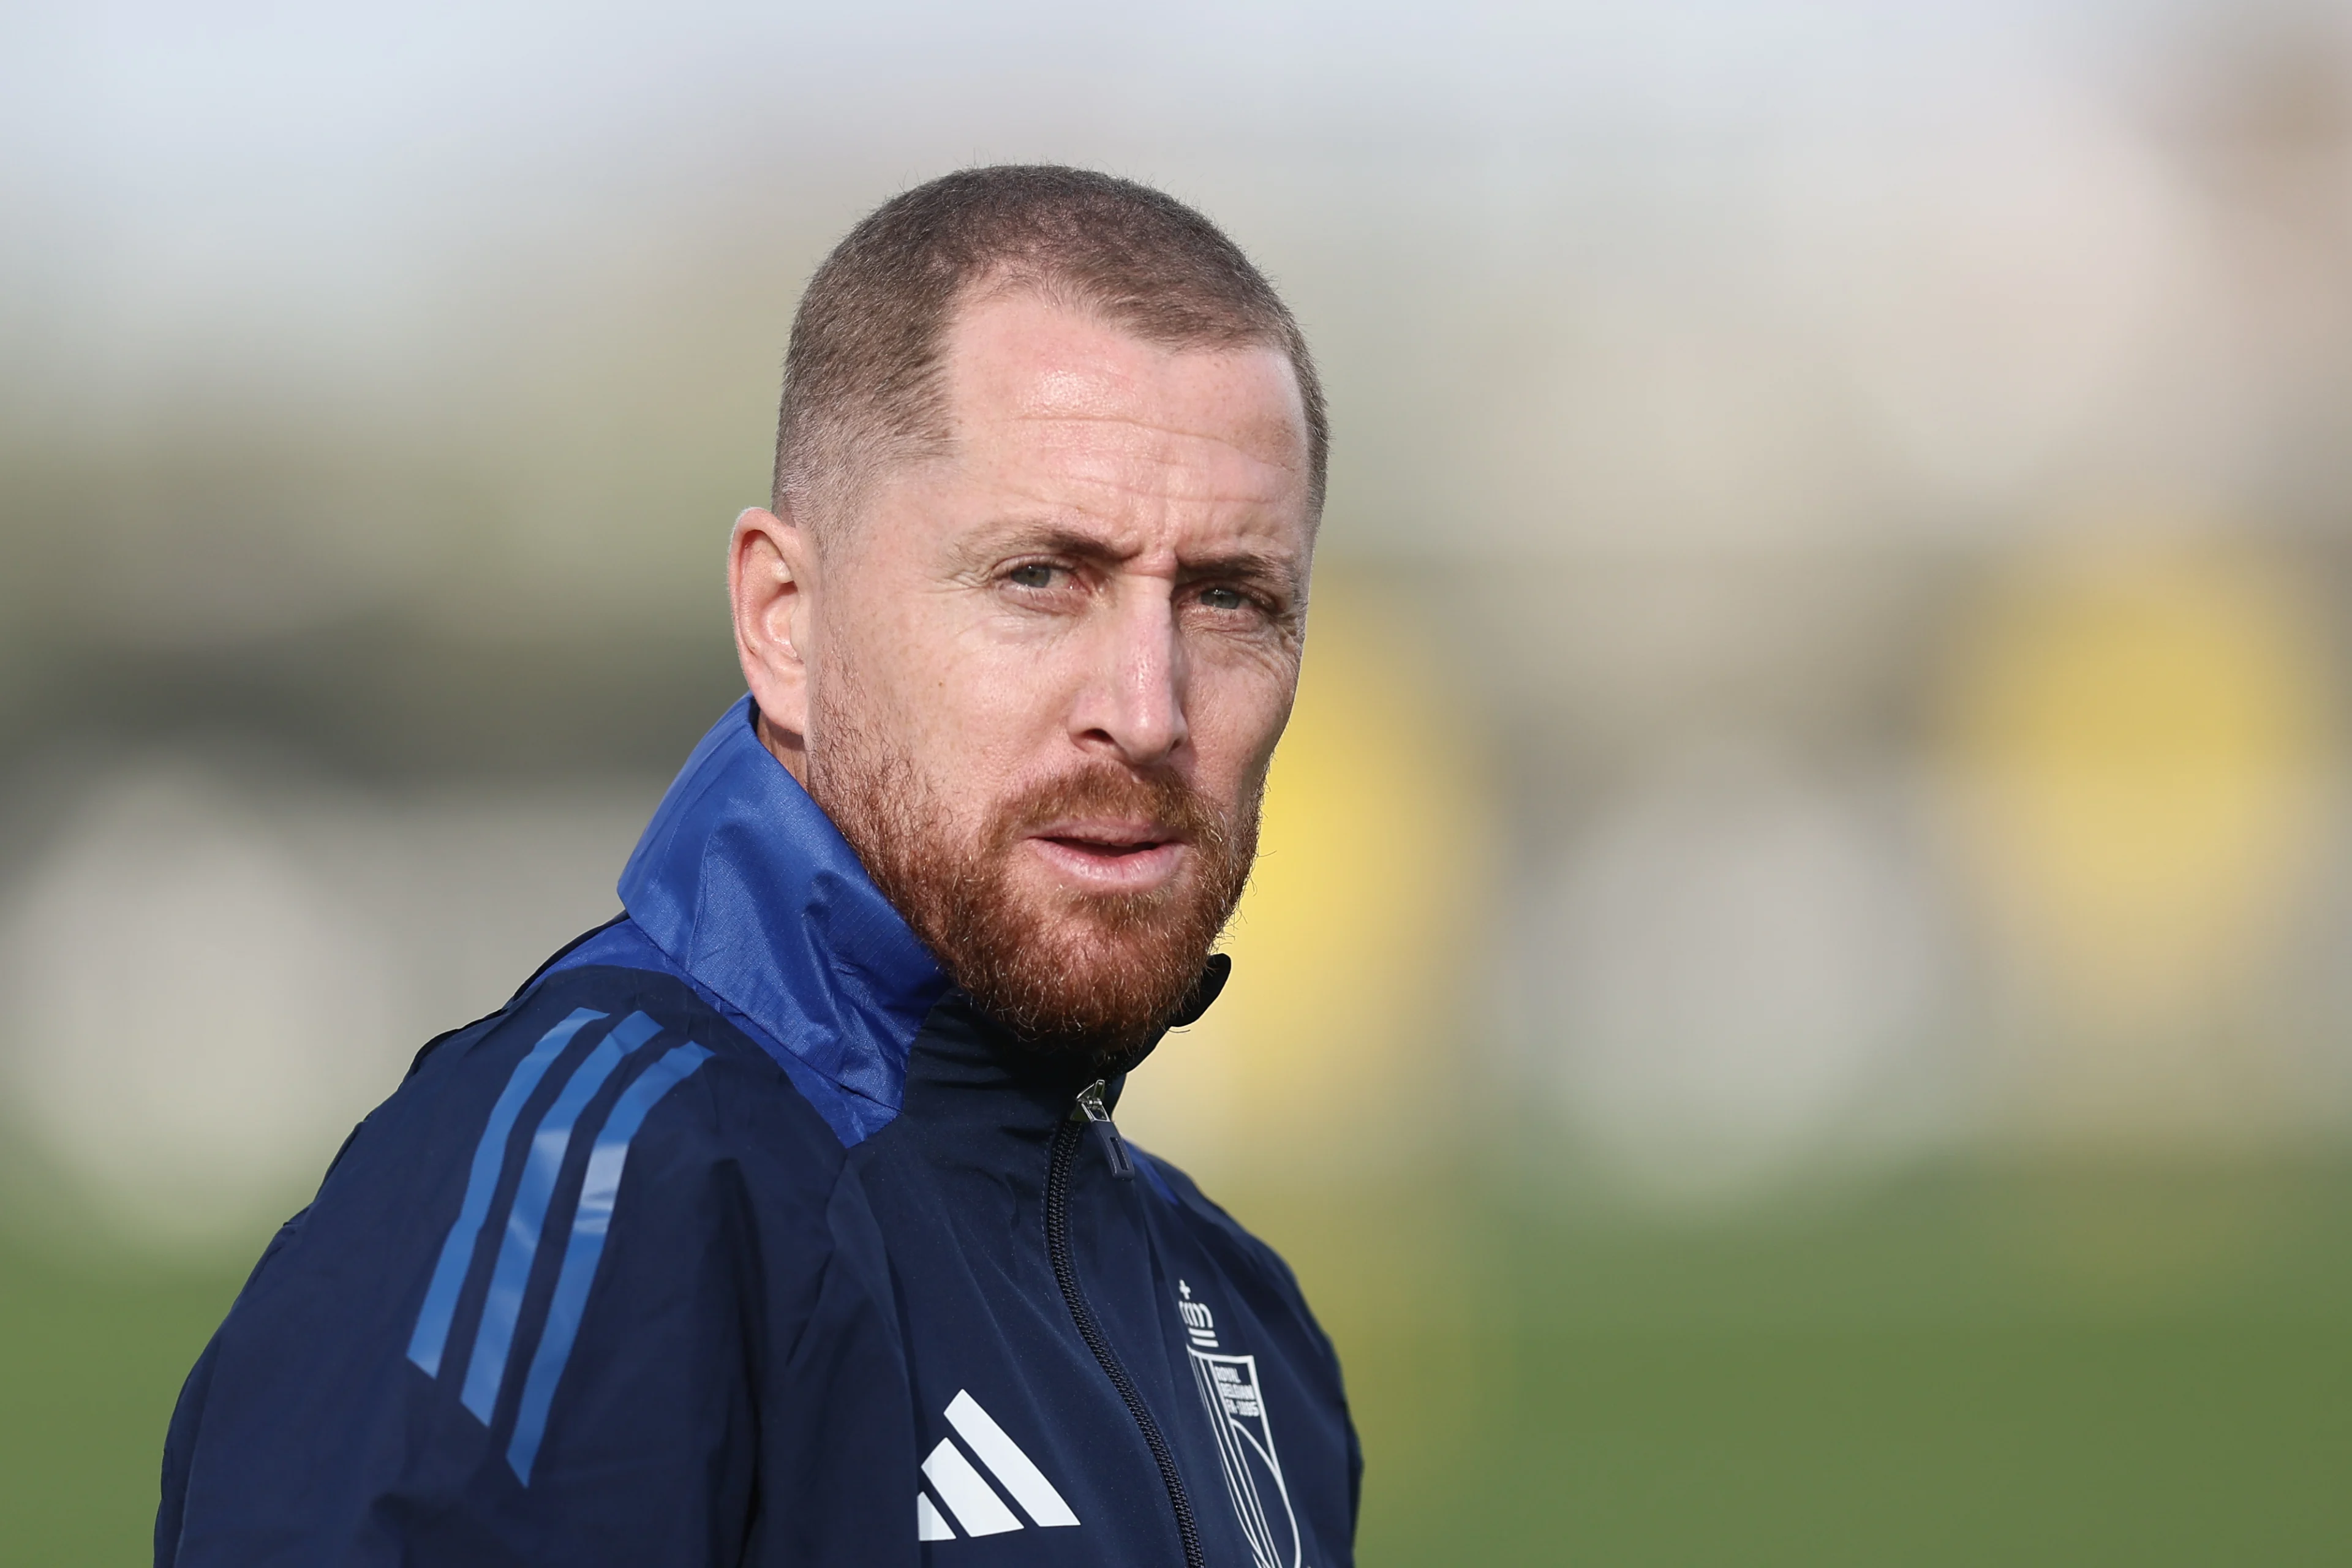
[1197,586,1251,612]
[1006,563,1059,589]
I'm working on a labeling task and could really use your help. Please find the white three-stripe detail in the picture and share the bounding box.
[944,1390,1080,1527]
[915,1390,1082,1541]
[924,1439,1022,1536]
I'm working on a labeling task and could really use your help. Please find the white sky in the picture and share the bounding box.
[0,0,2157,290]
[0,0,2327,564]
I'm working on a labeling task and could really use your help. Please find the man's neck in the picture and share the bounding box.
[753,707,810,786]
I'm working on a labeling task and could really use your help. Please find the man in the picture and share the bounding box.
[156,166,1357,1566]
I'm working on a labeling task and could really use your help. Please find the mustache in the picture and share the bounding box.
[990,763,1234,853]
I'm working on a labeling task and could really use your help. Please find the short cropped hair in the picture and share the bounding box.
[773,165,1327,532]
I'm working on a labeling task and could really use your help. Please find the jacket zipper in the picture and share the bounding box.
[1045,1080,1204,1568]
[1072,1079,1136,1178]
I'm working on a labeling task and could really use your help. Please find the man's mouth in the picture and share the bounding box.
[1042,832,1170,858]
[1022,821,1190,890]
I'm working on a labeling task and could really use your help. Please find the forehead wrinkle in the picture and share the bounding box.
[979,466,1298,520]
[1009,405,1298,440]
[950,330,1306,469]
[962,419,1302,514]
[929,304,1313,556]
[949,496,1307,579]
[993,409,1308,488]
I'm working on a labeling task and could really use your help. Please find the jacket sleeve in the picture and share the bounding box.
[157,997,916,1568]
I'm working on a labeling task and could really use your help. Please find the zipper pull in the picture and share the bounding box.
[1071,1079,1135,1180]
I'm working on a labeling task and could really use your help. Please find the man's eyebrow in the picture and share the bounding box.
[1175,549,1302,598]
[972,524,1304,596]
[980,524,1129,565]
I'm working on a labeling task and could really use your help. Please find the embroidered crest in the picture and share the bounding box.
[1177,1280,1303,1568]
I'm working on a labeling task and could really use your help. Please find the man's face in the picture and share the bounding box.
[733,291,1315,1061]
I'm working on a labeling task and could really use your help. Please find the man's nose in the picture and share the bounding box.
[1072,587,1188,767]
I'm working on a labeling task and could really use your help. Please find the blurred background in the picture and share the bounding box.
[7,0,2352,1560]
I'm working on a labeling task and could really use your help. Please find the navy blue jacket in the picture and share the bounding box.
[157,698,1359,1567]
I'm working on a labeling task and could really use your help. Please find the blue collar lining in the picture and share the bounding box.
[614,696,949,1121]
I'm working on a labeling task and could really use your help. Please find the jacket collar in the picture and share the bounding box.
[618,696,950,1114]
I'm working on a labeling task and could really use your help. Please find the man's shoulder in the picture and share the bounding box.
[1128,1145,1318,1321]
[386,929,860,1187]
[1125,1142,1349,1409]
[221,931,872,1383]
[162,927,909,1558]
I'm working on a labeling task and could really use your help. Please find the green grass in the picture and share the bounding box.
[1358,1315,2351,1564]
[0,1243,244,1567]
[1254,1159,2352,1567]
[7,1161,2351,1564]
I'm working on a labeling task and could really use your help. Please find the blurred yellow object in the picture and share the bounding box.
[1120,579,1494,1182]
[1942,533,2334,1133]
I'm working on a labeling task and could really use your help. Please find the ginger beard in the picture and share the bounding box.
[806,685,1260,1069]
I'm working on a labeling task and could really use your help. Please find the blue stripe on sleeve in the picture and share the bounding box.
[407,1007,606,1378]
[506,1041,714,1483]
[459,1011,664,1423]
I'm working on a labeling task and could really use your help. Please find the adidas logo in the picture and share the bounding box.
[916,1390,1080,1542]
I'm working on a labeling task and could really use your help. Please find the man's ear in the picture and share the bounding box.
[729,506,815,777]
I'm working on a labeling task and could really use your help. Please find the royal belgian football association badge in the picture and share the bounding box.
[1176,1280,1304,1568]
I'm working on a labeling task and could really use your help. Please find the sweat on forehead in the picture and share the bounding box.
[769,165,1327,540]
